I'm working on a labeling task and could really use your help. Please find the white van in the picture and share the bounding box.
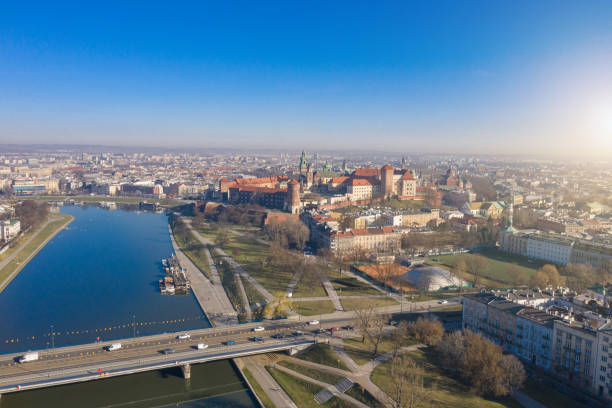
[18,352,39,363]
[107,343,122,351]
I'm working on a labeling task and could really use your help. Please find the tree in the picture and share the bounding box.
[530,264,561,289]
[435,329,525,397]
[214,229,231,247]
[407,316,444,345]
[15,200,49,231]
[388,354,429,408]
[508,264,528,287]
[465,254,488,288]
[562,263,596,292]
[499,354,526,395]
[353,307,388,355]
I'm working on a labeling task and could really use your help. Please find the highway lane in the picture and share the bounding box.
[0,299,460,392]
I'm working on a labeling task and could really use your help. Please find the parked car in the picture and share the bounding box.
[308,320,319,325]
[342,325,354,331]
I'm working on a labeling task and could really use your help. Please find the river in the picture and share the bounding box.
[0,205,257,407]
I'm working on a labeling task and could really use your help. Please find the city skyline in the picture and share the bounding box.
[1,1,612,156]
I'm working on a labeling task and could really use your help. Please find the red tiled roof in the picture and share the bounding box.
[353,168,380,177]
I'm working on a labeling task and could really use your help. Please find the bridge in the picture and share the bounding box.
[0,318,345,397]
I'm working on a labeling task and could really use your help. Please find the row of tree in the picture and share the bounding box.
[263,217,310,250]
[15,201,49,231]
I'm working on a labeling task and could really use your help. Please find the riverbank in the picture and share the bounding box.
[19,195,185,207]
[0,213,74,294]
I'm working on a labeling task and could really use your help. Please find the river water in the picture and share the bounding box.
[0,205,257,407]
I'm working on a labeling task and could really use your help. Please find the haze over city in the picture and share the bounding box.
[3,3,612,408]
[1,1,612,156]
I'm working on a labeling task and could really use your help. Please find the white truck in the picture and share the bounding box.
[106,343,122,351]
[18,352,39,363]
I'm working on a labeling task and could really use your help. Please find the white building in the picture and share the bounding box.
[0,220,20,241]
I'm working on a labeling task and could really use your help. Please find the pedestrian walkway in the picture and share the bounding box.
[168,225,237,326]
[322,274,344,311]
[241,356,298,408]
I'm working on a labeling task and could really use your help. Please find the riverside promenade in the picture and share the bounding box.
[168,225,237,326]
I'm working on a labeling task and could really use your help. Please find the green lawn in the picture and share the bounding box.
[296,344,349,371]
[330,276,381,297]
[266,367,353,408]
[345,384,383,408]
[371,349,521,408]
[242,367,277,408]
[431,248,546,287]
[172,221,212,279]
[242,277,267,305]
[0,214,73,292]
[292,278,327,298]
[278,360,345,385]
[342,335,418,366]
[340,297,398,311]
[290,300,336,316]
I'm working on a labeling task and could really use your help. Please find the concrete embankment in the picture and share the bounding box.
[167,224,237,326]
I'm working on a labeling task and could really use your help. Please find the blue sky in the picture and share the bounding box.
[1,1,612,155]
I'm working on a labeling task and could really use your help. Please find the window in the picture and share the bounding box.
[604,346,608,352]
[601,366,606,372]
[603,356,608,362]
[601,376,606,382]
[585,367,590,375]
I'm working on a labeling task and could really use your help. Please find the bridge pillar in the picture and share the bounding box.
[181,364,191,380]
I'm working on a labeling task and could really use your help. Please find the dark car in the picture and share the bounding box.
[293,331,304,337]
[314,329,326,335]
[251,336,265,342]
[342,325,354,331]
[271,333,286,339]
[162,348,176,355]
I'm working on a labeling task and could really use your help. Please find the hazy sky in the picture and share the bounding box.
[1,1,612,156]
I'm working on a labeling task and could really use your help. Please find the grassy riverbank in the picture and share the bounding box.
[0,213,74,293]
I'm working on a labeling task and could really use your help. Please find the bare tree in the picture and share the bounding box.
[407,316,444,345]
[388,354,429,408]
[465,254,488,288]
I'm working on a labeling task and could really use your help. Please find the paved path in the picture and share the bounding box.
[286,268,304,297]
[322,274,344,312]
[0,215,71,293]
[241,356,298,408]
[274,362,369,408]
[184,218,276,303]
[290,294,390,302]
[168,225,237,326]
[512,390,549,408]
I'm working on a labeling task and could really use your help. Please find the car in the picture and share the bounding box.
[271,333,286,339]
[342,325,354,331]
[389,320,399,326]
[251,336,265,342]
[196,343,208,350]
[106,343,122,351]
[329,327,339,332]
[226,340,235,345]
[252,326,265,332]
[162,348,176,355]
[177,333,191,340]
[293,331,304,336]
[438,300,448,304]
[314,329,326,335]
[307,320,319,325]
